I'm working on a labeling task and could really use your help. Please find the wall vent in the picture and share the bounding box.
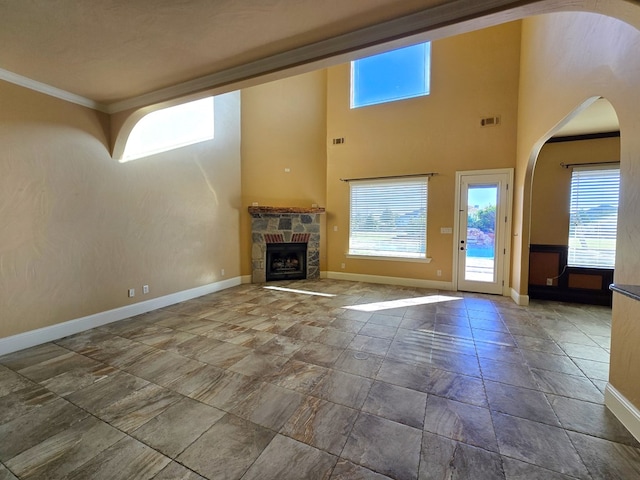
[480,116,501,127]
[332,137,345,144]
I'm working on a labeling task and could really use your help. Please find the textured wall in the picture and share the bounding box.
[0,84,241,338]
[516,12,640,405]
[325,22,521,283]
[240,71,328,277]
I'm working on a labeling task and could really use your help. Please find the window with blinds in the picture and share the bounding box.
[349,177,428,258]
[568,166,620,268]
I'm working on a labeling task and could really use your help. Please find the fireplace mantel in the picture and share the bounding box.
[248,206,325,215]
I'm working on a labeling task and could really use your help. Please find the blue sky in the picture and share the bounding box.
[468,186,497,208]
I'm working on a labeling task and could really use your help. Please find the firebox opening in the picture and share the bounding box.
[266,242,307,281]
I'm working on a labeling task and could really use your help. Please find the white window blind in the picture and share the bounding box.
[568,166,620,268]
[349,178,427,258]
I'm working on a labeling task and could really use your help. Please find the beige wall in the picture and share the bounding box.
[325,22,521,282]
[516,12,640,406]
[240,71,328,276]
[0,82,241,338]
[530,136,620,245]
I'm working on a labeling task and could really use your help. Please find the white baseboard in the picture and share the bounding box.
[0,277,243,357]
[326,271,454,291]
[605,383,640,443]
[510,288,530,306]
[242,272,329,283]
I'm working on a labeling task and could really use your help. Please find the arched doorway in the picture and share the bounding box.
[528,98,620,305]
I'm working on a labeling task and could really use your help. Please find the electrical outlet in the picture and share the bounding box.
[546,278,553,286]
[221,269,225,276]
[128,288,135,298]
[437,270,442,277]
[143,285,149,294]
[333,226,338,232]
[341,263,345,269]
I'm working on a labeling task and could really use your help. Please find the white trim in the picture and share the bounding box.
[510,288,530,306]
[0,67,108,112]
[605,383,640,443]
[0,277,242,357]
[320,271,328,279]
[326,271,454,291]
[453,168,514,296]
[240,275,253,284]
[346,255,432,264]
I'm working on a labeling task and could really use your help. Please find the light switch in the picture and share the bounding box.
[440,227,453,234]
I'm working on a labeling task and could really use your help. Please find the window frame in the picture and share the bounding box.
[350,42,431,109]
[347,176,430,262]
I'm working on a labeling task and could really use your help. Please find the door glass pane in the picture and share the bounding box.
[465,185,497,282]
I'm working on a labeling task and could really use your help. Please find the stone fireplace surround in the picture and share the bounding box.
[249,206,325,283]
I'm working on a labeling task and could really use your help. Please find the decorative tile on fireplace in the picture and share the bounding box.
[249,207,325,283]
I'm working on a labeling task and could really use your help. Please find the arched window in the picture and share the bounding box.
[121,97,214,162]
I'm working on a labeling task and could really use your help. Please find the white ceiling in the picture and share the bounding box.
[553,98,620,137]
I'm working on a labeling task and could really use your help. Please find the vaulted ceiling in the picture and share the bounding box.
[1,0,533,112]
[0,0,625,136]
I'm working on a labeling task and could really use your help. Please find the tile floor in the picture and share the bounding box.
[1,279,639,479]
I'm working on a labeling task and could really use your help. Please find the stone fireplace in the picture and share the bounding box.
[249,206,325,283]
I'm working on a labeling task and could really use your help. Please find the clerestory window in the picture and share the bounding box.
[351,42,431,109]
[121,97,214,162]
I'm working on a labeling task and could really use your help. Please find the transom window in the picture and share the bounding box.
[349,177,428,259]
[568,166,620,268]
[351,42,431,109]
[122,97,214,162]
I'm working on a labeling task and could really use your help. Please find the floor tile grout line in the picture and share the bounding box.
[0,279,624,479]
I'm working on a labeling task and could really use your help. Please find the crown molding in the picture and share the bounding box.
[0,67,108,112]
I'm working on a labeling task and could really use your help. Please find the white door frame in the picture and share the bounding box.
[453,168,514,296]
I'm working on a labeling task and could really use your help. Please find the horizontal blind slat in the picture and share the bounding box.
[350,178,427,257]
[568,167,619,268]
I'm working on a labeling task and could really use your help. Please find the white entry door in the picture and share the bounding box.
[456,170,512,295]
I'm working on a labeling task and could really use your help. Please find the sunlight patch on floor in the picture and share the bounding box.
[344,295,463,312]
[263,286,337,297]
